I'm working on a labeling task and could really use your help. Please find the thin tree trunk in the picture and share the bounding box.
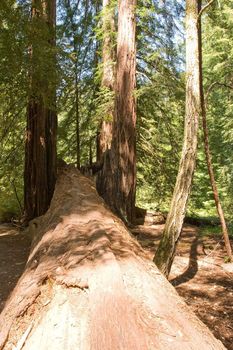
[24,0,57,222]
[75,71,80,169]
[198,1,232,260]
[89,136,93,167]
[100,0,137,223]
[64,0,81,169]
[154,0,200,277]
[0,167,226,350]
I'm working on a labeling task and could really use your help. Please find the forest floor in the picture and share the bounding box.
[0,223,232,349]
[132,224,233,350]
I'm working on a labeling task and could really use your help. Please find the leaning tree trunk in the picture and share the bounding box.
[154,0,200,277]
[100,0,137,223]
[0,167,226,350]
[24,0,57,222]
[198,1,232,261]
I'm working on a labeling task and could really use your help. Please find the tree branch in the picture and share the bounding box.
[205,81,233,108]
[11,179,23,216]
[198,0,215,20]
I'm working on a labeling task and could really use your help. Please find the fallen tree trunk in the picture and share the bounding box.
[134,207,166,226]
[0,167,225,349]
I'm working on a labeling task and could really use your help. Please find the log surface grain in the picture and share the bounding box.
[0,167,226,350]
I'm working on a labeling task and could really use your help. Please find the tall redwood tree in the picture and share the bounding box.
[100,0,137,223]
[24,0,57,222]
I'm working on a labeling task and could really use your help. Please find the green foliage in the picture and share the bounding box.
[136,0,185,210]
[0,0,60,218]
[56,0,100,164]
[0,0,233,224]
[199,225,233,239]
[95,86,114,123]
[0,0,29,219]
[195,0,233,221]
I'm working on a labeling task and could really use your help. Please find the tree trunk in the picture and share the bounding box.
[0,167,226,350]
[64,0,81,169]
[75,68,81,169]
[24,99,49,221]
[198,1,232,261]
[154,0,200,277]
[99,0,137,223]
[24,0,57,222]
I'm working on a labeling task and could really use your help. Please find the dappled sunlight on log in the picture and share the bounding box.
[0,167,226,349]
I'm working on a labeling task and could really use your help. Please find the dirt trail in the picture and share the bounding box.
[0,223,232,349]
[0,225,31,312]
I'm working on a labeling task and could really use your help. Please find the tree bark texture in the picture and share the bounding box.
[154,0,200,277]
[24,0,57,222]
[198,1,232,260]
[99,0,137,223]
[0,167,226,350]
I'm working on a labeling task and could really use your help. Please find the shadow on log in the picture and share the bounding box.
[0,167,226,349]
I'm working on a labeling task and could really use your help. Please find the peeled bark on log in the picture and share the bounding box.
[0,167,226,350]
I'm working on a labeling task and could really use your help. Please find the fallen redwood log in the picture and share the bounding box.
[0,167,226,349]
[134,207,166,226]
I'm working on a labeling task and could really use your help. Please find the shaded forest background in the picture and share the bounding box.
[0,0,233,224]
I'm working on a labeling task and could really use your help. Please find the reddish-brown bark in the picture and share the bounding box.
[0,167,226,350]
[99,0,137,223]
[24,0,57,222]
